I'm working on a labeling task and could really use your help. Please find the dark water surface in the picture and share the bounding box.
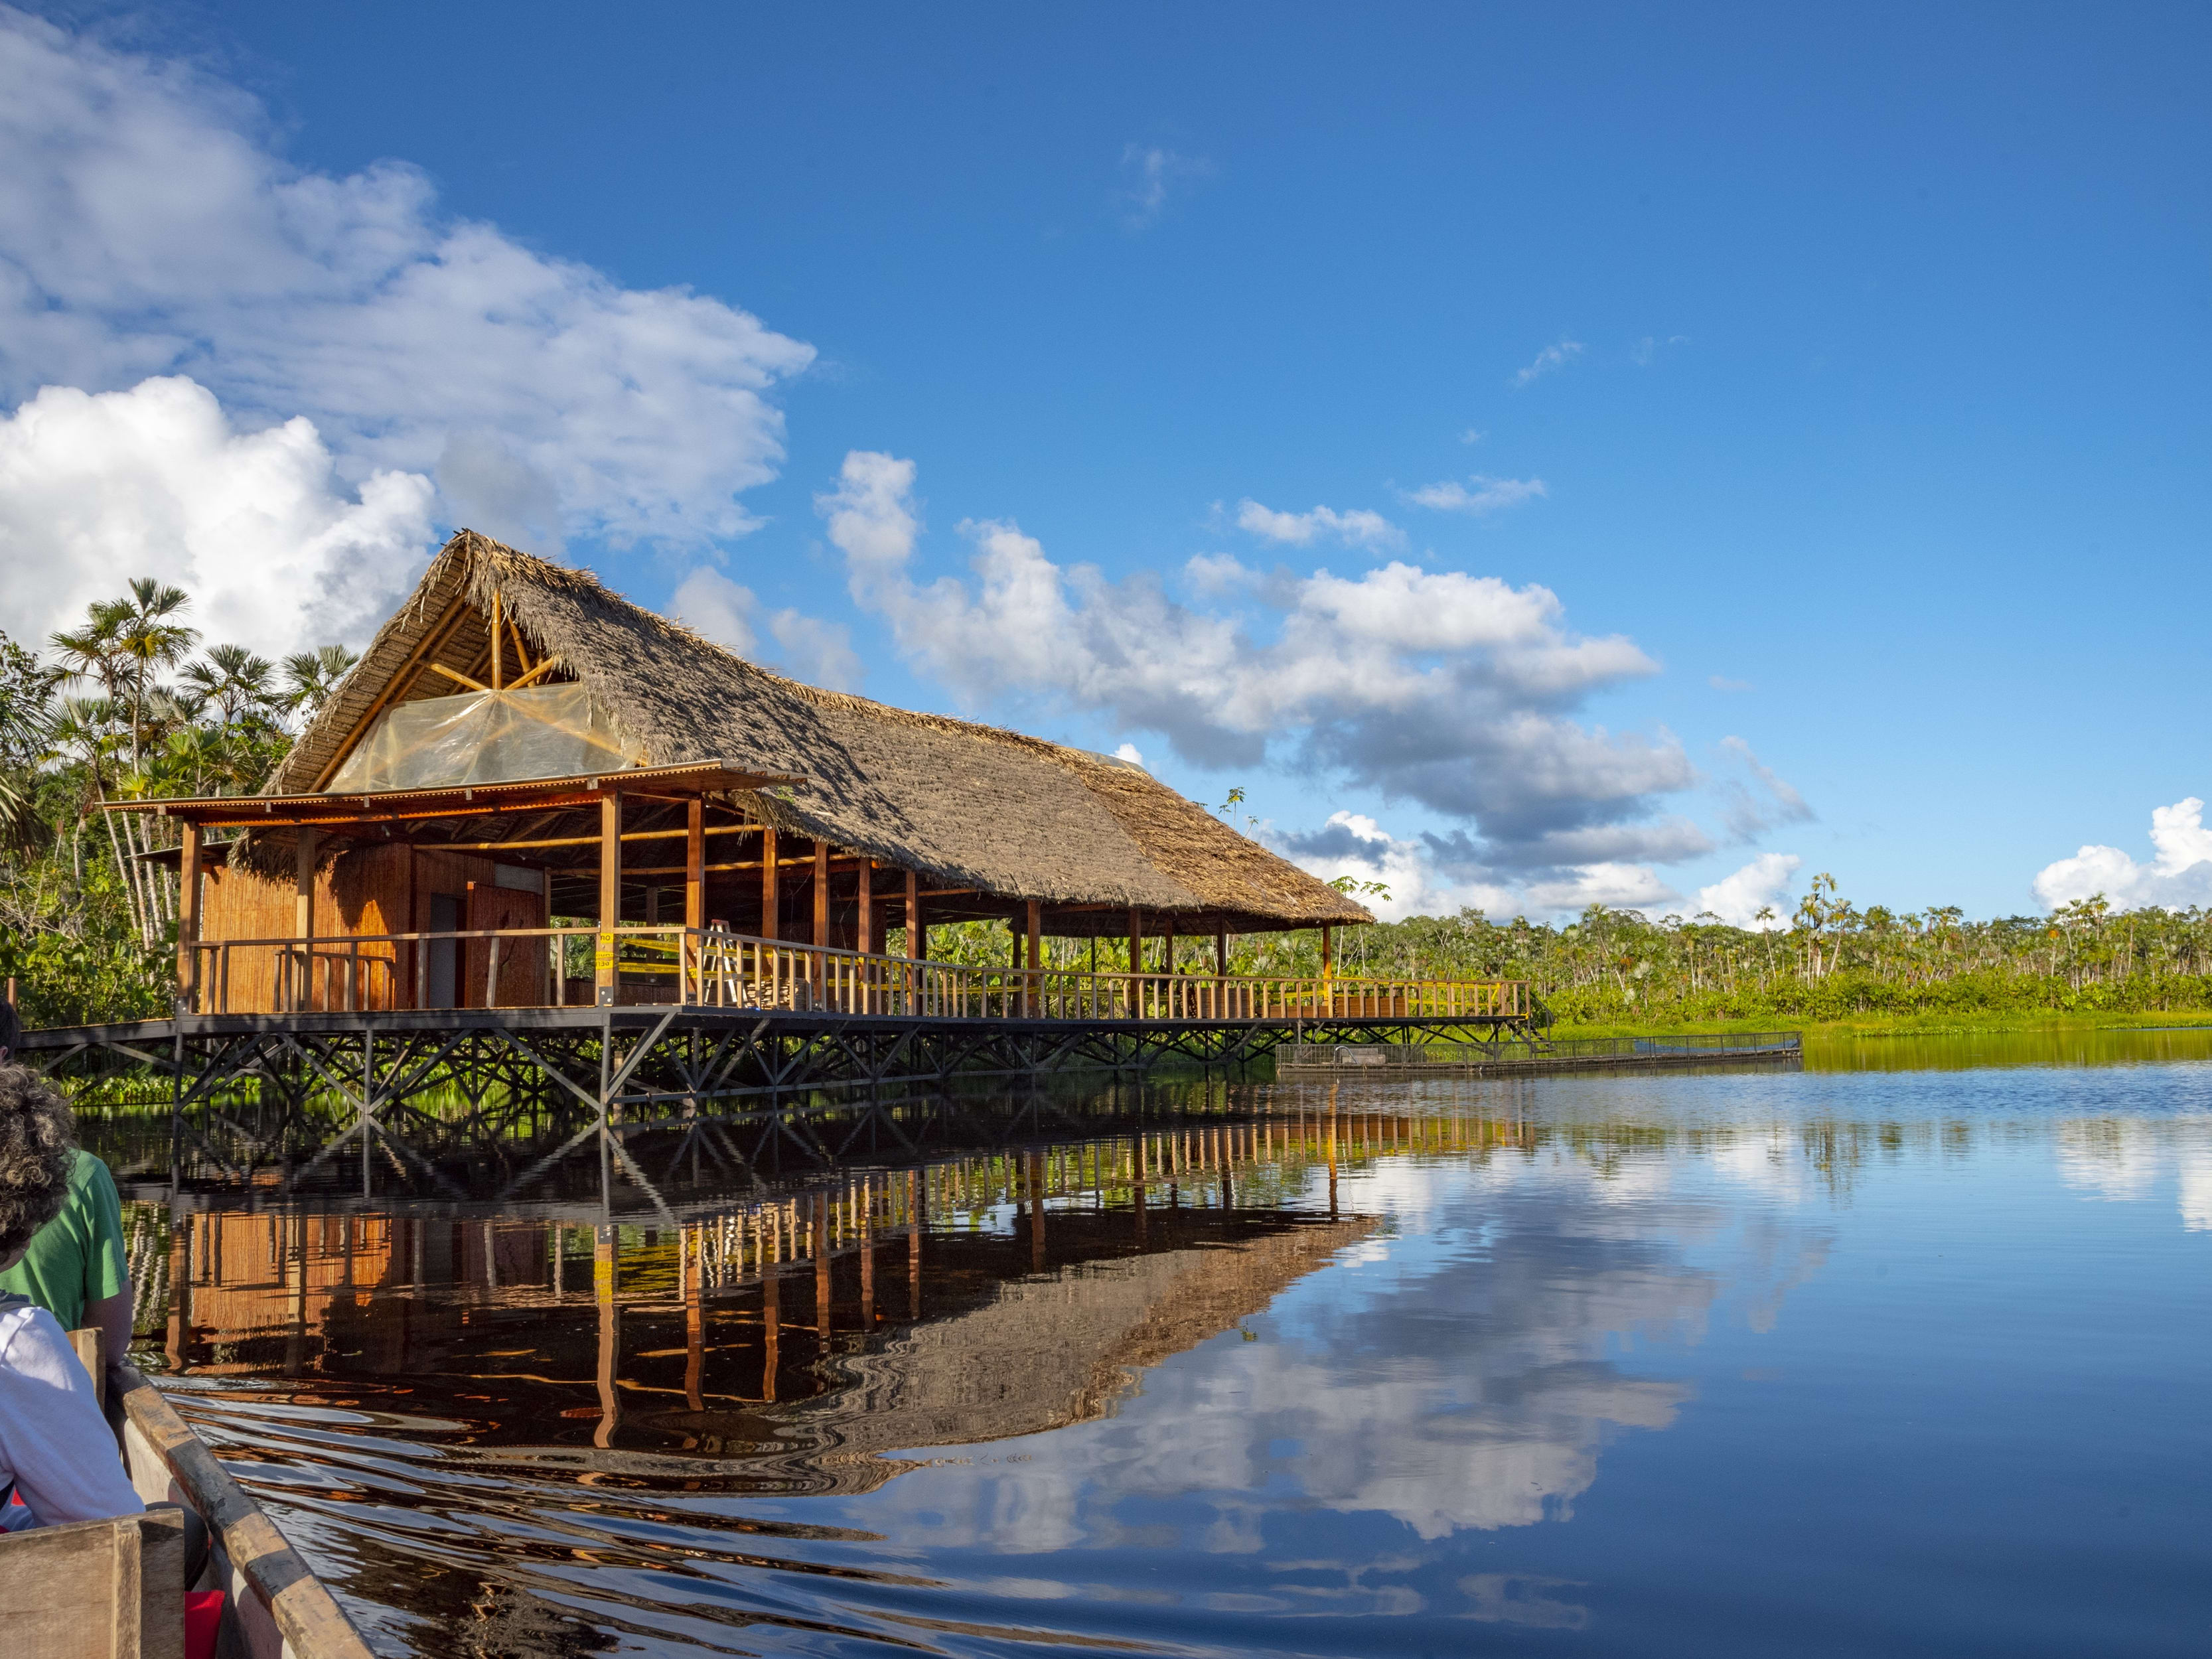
[109,1039,2212,1656]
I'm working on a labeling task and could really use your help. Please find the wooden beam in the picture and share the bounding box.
[508,614,532,675]
[855,859,873,958]
[907,869,922,959]
[308,595,475,790]
[1026,899,1041,971]
[685,798,704,932]
[428,662,488,693]
[177,821,201,1012]
[760,825,778,942]
[507,658,557,690]
[439,823,760,853]
[488,591,504,691]
[812,840,830,948]
[1128,908,1142,979]
[1320,925,1333,979]
[1216,926,1228,976]
[597,793,620,1005]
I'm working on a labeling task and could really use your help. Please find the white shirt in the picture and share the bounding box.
[0,1297,144,1529]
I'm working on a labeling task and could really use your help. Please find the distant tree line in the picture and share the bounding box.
[5,576,2205,1032]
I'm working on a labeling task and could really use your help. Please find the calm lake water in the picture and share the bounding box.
[111,1031,2212,1657]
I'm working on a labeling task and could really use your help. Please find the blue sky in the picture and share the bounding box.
[2,3,2207,922]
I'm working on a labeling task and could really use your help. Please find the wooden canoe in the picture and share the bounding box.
[113,1360,378,1659]
[0,1325,376,1659]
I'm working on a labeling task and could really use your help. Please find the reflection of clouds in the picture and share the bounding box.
[2177,1147,2212,1232]
[1710,1128,1810,1204]
[2056,1118,2212,1228]
[1461,1572,1591,1628]
[866,1152,1828,1559]
[2058,1120,2164,1201]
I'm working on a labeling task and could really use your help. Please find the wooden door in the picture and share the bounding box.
[466,882,548,1007]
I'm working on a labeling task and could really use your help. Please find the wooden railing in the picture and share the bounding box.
[179,926,1531,1023]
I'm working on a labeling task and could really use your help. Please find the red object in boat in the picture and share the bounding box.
[184,1590,226,1659]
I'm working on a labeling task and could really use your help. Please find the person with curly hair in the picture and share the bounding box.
[0,1001,136,1385]
[0,1062,143,1530]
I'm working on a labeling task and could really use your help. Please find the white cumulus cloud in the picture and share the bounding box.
[0,376,433,660]
[0,9,812,553]
[1696,853,1803,928]
[2033,798,2212,912]
[1234,498,1403,549]
[820,451,1691,864]
[1406,475,1548,516]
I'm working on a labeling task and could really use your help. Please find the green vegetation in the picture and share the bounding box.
[7,576,2205,1041]
[0,583,354,1029]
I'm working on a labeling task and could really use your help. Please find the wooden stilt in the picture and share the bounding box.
[177,821,202,1013]
[760,825,778,942]
[596,792,620,1005]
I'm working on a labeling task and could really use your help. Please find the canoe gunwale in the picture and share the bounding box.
[115,1364,376,1659]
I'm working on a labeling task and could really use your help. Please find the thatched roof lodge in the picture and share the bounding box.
[137,531,1368,1013]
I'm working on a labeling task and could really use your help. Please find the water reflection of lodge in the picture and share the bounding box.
[153,1111,1518,1488]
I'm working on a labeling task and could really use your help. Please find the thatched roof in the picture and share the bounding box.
[270,532,1368,930]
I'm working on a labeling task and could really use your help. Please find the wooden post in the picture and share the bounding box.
[812,841,830,947]
[596,791,620,1005]
[905,870,922,959]
[177,821,202,1013]
[684,798,704,1005]
[1128,907,1142,1017]
[1215,926,1228,976]
[293,826,317,1012]
[685,800,705,928]
[489,591,504,690]
[760,824,778,941]
[1025,899,1041,1018]
[855,861,873,1013]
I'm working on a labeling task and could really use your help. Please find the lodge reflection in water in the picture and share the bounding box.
[134,1108,1523,1489]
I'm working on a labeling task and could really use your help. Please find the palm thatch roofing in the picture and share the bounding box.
[267,531,1369,932]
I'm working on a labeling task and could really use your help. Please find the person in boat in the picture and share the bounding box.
[0,1060,144,1531]
[0,1001,135,1387]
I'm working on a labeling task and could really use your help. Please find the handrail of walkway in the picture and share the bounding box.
[174,925,1529,1023]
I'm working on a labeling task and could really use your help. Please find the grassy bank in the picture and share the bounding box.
[1549,1009,2212,1041]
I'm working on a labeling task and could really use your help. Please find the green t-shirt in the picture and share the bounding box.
[0,1150,127,1333]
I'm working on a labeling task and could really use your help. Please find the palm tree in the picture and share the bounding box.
[282,644,360,719]
[181,644,279,732]
[111,578,198,770]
